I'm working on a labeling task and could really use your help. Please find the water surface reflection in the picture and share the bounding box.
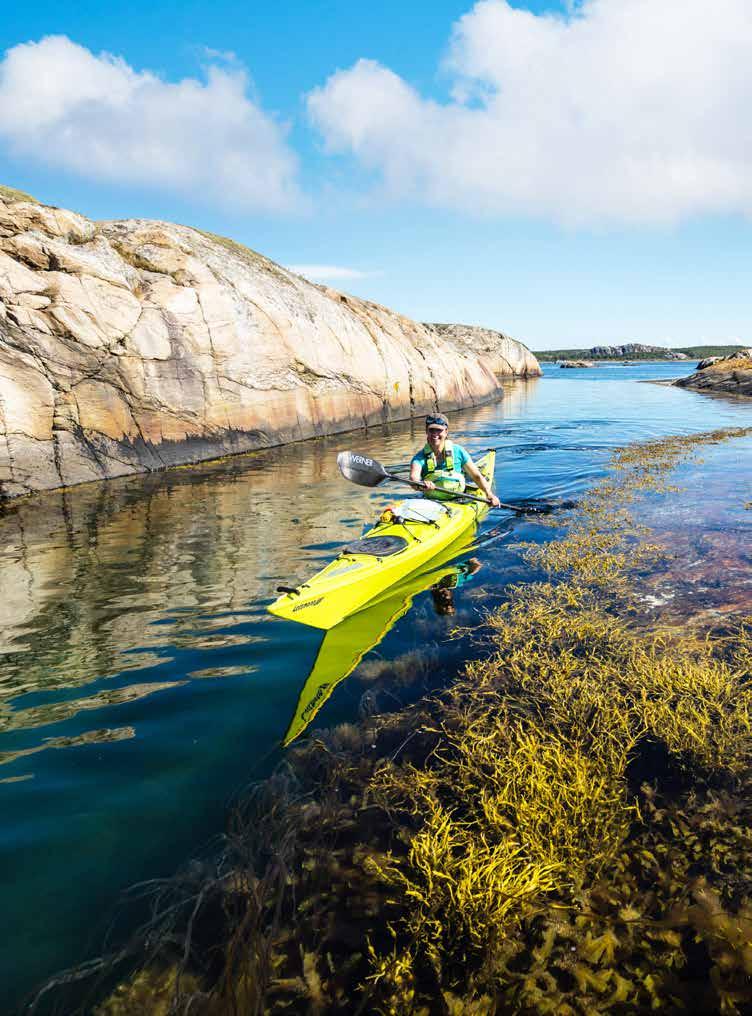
[1,365,751,1009]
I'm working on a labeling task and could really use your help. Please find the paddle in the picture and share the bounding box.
[337,451,549,514]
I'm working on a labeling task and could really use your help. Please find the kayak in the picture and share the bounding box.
[282,534,480,745]
[267,450,495,630]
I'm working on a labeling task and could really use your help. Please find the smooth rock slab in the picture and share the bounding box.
[0,192,540,499]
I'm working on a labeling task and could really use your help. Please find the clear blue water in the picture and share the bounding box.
[1,360,750,1010]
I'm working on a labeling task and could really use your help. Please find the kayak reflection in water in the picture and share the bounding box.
[411,413,501,508]
[283,552,485,746]
[431,557,483,616]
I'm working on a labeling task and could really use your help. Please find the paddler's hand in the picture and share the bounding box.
[423,480,436,490]
[488,493,500,508]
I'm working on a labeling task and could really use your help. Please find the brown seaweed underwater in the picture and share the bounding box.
[51,428,752,1015]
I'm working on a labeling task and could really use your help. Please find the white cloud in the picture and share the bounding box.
[307,0,752,225]
[287,264,377,281]
[0,35,304,213]
[200,47,239,64]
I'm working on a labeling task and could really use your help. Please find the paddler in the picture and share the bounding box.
[410,413,500,508]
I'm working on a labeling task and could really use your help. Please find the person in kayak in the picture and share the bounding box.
[410,413,500,507]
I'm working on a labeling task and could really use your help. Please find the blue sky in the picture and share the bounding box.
[1,0,750,350]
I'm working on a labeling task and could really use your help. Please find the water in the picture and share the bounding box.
[1,361,750,1010]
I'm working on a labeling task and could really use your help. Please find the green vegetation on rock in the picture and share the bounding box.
[674,345,748,359]
[537,344,745,362]
[0,184,37,204]
[195,228,265,264]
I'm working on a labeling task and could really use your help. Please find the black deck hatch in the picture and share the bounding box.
[342,535,408,557]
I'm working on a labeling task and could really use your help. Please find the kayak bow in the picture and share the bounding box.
[282,535,481,745]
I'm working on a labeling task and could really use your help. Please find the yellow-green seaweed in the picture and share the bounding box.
[86,426,752,1015]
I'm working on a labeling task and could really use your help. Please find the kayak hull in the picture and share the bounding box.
[282,530,482,744]
[268,451,495,629]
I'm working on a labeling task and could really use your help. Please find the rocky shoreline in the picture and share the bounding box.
[0,191,539,501]
[674,349,752,398]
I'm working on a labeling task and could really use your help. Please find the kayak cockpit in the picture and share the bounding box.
[342,535,409,557]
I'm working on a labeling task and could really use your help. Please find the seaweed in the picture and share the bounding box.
[50,426,752,1015]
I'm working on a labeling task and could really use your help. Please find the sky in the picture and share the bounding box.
[1,0,751,351]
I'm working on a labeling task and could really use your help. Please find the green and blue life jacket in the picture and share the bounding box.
[423,440,466,499]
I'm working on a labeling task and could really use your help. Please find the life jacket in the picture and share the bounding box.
[423,439,466,499]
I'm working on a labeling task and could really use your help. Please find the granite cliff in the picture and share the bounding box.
[0,191,540,500]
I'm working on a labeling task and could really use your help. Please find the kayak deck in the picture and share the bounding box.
[268,451,495,630]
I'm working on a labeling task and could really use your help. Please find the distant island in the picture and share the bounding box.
[536,342,746,363]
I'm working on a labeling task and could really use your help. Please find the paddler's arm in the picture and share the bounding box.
[410,458,435,490]
[464,460,500,508]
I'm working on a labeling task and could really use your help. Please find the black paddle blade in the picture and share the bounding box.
[337,451,390,488]
[505,497,579,515]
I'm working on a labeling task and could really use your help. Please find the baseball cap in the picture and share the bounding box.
[426,413,449,430]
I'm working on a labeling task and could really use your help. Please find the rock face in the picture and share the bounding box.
[675,349,752,398]
[590,343,689,360]
[0,192,540,500]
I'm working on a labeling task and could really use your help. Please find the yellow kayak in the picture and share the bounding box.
[268,451,494,630]
[282,531,482,745]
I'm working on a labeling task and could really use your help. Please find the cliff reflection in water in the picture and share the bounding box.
[0,443,359,740]
[0,396,535,758]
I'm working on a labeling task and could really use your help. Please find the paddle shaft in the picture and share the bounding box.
[383,470,523,513]
[336,450,534,514]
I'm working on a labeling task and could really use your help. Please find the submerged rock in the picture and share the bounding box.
[675,348,752,398]
[0,190,540,499]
